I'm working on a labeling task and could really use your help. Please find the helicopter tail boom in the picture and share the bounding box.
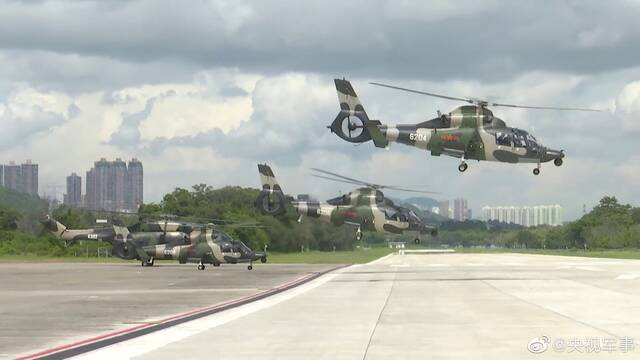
[329,79,388,148]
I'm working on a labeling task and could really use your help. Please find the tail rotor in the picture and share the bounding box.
[256,164,287,216]
[329,79,388,148]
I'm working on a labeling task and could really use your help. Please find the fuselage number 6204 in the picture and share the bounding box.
[409,133,428,142]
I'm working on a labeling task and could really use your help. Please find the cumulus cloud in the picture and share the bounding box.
[0,86,71,149]
[1,0,640,88]
[615,81,640,132]
[1,1,640,221]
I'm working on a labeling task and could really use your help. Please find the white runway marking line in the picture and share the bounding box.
[72,268,347,360]
[465,263,486,266]
[390,264,410,268]
[575,266,602,272]
[427,263,449,267]
[555,265,602,271]
[616,274,640,280]
[499,262,525,266]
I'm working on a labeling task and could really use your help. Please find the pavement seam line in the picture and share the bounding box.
[362,268,397,360]
[480,279,621,338]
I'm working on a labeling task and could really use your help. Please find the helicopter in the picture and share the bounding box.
[41,215,267,270]
[328,79,600,175]
[255,164,438,244]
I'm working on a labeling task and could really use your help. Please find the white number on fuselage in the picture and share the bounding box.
[409,133,428,142]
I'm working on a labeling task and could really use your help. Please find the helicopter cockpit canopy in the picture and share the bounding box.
[383,206,420,223]
[326,194,350,205]
[494,128,540,151]
[383,207,402,221]
[406,210,422,224]
[231,239,252,254]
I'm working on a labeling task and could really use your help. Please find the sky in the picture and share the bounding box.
[1,0,640,220]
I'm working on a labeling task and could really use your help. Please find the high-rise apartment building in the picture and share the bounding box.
[1,160,39,196]
[482,205,563,226]
[85,168,95,210]
[438,200,450,219]
[454,198,470,221]
[127,158,143,211]
[3,162,21,192]
[64,173,82,207]
[112,158,128,211]
[21,160,38,196]
[83,158,143,212]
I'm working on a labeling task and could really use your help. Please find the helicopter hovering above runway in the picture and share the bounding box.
[41,215,267,270]
[255,164,438,243]
[328,79,600,175]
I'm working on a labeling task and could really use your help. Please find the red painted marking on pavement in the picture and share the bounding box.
[16,271,319,360]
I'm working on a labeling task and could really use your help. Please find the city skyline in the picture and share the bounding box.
[431,198,472,221]
[64,158,143,212]
[0,160,38,196]
[481,205,563,227]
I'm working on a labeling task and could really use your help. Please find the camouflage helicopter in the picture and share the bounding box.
[41,215,267,270]
[328,79,600,175]
[255,164,438,244]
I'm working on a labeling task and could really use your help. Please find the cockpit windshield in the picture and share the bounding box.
[384,208,399,220]
[408,210,421,223]
[232,240,251,254]
[326,194,349,205]
[495,132,511,146]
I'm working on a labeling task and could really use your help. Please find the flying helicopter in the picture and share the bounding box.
[255,164,438,244]
[328,79,600,175]
[41,215,267,270]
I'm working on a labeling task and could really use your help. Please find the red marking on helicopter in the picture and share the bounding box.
[344,210,357,219]
[440,134,460,142]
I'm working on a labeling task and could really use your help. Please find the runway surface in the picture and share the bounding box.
[0,262,335,359]
[6,253,640,359]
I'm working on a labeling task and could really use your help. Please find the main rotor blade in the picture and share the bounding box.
[310,168,374,188]
[180,216,244,224]
[311,174,366,187]
[489,102,602,112]
[383,185,440,195]
[312,172,439,195]
[371,81,601,112]
[370,82,474,103]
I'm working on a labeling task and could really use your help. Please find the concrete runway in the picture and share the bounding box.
[0,262,334,359]
[65,253,640,359]
[7,253,640,359]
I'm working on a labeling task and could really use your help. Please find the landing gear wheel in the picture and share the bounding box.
[533,168,540,176]
[248,265,253,270]
[458,162,468,172]
[213,263,220,267]
[260,256,267,264]
[414,238,420,245]
[554,158,563,167]
[197,264,205,270]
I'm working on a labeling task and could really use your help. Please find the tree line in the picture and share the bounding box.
[427,196,640,250]
[0,183,639,256]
